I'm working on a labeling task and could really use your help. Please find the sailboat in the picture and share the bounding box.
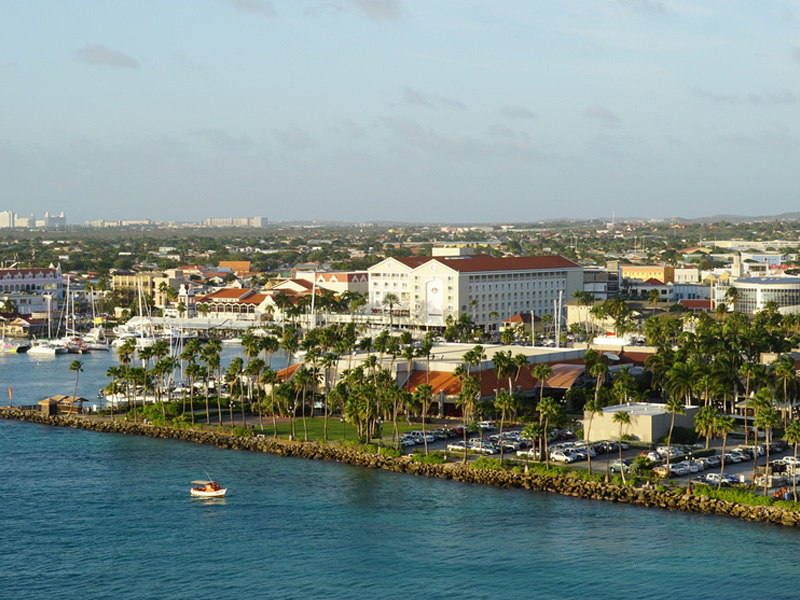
[28,295,67,356]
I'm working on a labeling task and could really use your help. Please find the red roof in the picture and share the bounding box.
[679,299,712,310]
[197,288,255,302]
[436,255,579,273]
[503,313,542,324]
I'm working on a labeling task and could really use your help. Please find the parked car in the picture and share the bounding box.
[447,442,468,452]
[653,465,670,478]
[516,449,541,459]
[609,459,632,473]
[670,463,691,476]
[408,431,435,443]
[550,450,577,464]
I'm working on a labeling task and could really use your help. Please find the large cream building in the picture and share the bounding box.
[367,249,583,330]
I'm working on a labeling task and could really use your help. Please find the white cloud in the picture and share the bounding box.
[497,105,537,120]
[274,127,316,150]
[349,0,402,21]
[219,0,276,15]
[75,45,139,69]
[585,105,620,127]
[401,86,466,110]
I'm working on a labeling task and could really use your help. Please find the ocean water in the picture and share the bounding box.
[2,352,800,599]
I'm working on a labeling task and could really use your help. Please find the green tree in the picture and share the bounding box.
[714,414,736,491]
[382,292,400,327]
[493,389,516,460]
[755,406,780,496]
[664,396,686,476]
[612,410,631,483]
[694,405,719,450]
[536,396,558,468]
[783,420,800,501]
[583,399,602,475]
[69,360,84,413]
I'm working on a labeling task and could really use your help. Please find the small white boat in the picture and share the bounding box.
[28,341,68,356]
[190,480,227,498]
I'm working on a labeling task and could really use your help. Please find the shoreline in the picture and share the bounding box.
[3,407,799,528]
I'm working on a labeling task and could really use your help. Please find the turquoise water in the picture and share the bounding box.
[3,419,800,600]
[2,353,800,599]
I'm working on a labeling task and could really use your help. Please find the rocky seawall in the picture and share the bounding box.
[4,407,799,528]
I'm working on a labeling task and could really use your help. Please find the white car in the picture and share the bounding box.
[447,442,468,452]
[550,450,577,464]
[670,463,690,476]
[408,431,435,443]
[516,449,540,459]
[678,460,700,474]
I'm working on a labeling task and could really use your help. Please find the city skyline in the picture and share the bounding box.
[2,1,799,224]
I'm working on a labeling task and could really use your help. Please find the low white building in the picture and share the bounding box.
[585,402,699,444]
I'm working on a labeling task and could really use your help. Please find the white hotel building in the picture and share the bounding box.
[367,249,583,330]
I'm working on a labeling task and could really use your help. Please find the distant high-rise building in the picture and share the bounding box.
[0,211,14,228]
[205,216,268,228]
[14,213,35,228]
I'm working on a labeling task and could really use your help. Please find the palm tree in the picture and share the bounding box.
[756,406,780,496]
[612,410,631,483]
[225,357,244,426]
[69,360,84,413]
[382,292,400,327]
[714,414,736,490]
[694,405,718,450]
[724,286,739,313]
[259,368,281,438]
[666,361,694,406]
[772,355,796,426]
[583,399,602,474]
[494,389,516,460]
[783,420,800,501]
[454,366,478,464]
[117,338,137,420]
[413,384,433,455]
[647,288,660,317]
[292,367,316,441]
[532,363,553,461]
[749,388,774,484]
[537,396,558,468]
[664,396,685,476]
[202,340,222,425]
[105,365,121,420]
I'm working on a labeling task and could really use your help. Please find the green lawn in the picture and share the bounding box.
[249,417,444,443]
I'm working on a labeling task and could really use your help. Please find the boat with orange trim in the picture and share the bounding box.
[190,480,227,498]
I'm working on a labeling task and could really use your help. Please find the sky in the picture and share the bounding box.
[1,0,799,224]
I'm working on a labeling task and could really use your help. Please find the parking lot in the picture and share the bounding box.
[395,424,798,494]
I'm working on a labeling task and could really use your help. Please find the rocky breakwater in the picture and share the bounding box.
[3,407,800,528]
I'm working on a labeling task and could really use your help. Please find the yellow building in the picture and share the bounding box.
[620,265,674,284]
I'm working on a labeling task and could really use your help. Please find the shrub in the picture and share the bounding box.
[693,484,800,512]
[629,455,652,477]
[379,446,402,458]
[410,450,447,464]
[231,426,253,437]
[470,456,505,471]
